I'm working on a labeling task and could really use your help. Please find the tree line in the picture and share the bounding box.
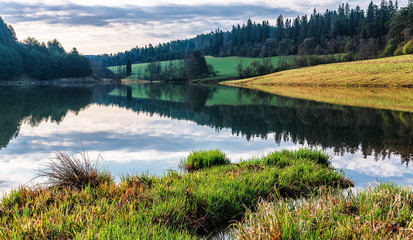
[0,17,91,81]
[144,51,215,81]
[94,1,413,67]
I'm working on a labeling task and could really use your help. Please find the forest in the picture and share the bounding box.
[0,17,91,81]
[94,0,413,67]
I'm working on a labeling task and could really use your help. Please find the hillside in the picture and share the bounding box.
[223,55,413,112]
[109,56,291,81]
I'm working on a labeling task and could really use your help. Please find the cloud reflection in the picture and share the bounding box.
[1,103,412,195]
[0,104,280,194]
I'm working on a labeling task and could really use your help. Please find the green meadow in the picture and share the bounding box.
[109,56,292,81]
[0,149,352,239]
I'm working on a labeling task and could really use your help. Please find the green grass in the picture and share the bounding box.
[236,183,413,239]
[109,56,293,81]
[180,149,230,171]
[0,149,352,239]
[109,54,346,82]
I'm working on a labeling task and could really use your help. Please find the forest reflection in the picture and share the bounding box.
[1,83,412,164]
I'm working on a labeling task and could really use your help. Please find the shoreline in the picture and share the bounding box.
[0,77,104,86]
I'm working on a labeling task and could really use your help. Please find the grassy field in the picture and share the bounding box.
[226,55,413,87]
[0,149,352,239]
[224,55,413,112]
[237,183,413,239]
[109,56,292,81]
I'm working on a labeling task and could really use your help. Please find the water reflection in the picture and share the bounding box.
[101,84,413,163]
[0,83,412,194]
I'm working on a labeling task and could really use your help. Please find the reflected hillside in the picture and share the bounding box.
[96,84,413,163]
[0,86,93,149]
[0,84,411,164]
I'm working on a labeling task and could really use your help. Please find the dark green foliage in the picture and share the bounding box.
[0,44,23,80]
[0,18,91,81]
[390,2,413,49]
[184,50,212,80]
[145,61,162,81]
[237,58,275,78]
[144,51,214,81]
[0,17,16,46]
[94,1,412,67]
[126,60,132,76]
[180,149,230,171]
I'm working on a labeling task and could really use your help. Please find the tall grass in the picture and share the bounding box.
[236,183,413,239]
[36,151,112,190]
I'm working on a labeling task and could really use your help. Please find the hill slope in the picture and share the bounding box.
[223,55,413,112]
[225,55,413,87]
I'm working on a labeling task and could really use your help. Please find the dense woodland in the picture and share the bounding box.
[94,1,413,67]
[144,50,215,81]
[0,17,91,81]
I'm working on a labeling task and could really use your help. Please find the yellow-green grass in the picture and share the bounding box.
[224,55,413,112]
[228,85,413,112]
[0,149,352,239]
[236,183,413,239]
[226,55,413,87]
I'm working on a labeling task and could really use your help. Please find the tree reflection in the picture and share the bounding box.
[102,84,413,164]
[0,86,93,149]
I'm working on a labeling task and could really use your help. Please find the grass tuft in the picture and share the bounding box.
[36,151,112,190]
[180,149,230,171]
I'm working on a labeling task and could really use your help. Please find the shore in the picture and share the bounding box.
[0,77,103,86]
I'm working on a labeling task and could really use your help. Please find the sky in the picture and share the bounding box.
[0,0,408,55]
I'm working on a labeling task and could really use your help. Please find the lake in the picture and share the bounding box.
[0,83,412,195]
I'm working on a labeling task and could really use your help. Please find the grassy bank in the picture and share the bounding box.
[236,183,413,239]
[224,55,413,112]
[0,149,352,239]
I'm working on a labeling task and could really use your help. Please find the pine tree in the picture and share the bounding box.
[126,60,132,76]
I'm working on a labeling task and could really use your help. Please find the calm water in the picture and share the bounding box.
[0,83,412,194]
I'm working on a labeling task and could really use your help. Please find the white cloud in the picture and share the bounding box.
[1,0,408,54]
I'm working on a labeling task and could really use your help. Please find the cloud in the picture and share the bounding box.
[0,2,298,27]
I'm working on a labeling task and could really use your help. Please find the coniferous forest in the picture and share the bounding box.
[94,1,413,67]
[0,17,91,81]
[1,1,412,81]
